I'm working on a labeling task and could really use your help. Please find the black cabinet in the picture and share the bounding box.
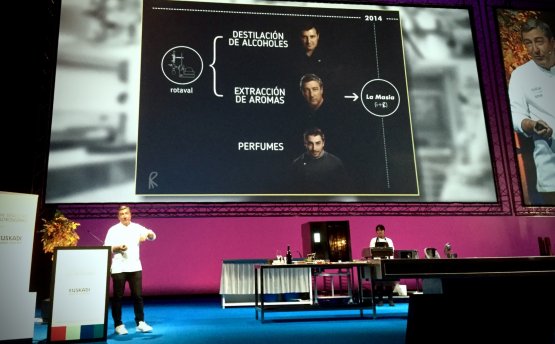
[301,221,352,262]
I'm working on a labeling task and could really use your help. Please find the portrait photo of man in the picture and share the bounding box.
[290,127,350,194]
[498,10,555,205]
[298,23,324,73]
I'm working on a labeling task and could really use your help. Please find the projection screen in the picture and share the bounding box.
[46,0,497,204]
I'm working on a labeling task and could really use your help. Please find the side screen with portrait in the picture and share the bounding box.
[496,9,555,206]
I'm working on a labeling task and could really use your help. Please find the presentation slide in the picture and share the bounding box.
[136,0,418,197]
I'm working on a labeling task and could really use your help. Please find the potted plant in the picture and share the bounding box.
[40,210,80,256]
[39,210,80,322]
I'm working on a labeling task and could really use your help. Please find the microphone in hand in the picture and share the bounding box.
[119,244,128,258]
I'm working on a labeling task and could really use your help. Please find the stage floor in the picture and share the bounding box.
[33,295,409,343]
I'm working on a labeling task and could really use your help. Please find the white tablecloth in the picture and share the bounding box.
[220,260,311,294]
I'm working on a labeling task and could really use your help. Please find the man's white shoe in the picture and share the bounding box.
[115,324,128,335]
[136,321,153,333]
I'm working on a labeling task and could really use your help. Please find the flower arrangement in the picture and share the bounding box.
[496,10,540,85]
[40,210,80,254]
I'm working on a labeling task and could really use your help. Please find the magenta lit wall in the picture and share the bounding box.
[77,215,555,295]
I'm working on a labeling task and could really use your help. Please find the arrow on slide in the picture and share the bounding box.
[344,93,359,101]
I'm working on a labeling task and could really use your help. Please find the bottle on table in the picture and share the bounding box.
[286,245,293,264]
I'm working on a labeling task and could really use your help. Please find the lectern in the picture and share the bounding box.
[48,247,111,342]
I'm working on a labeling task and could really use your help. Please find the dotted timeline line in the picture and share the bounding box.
[381,118,391,189]
[373,23,390,189]
[153,6,360,19]
[373,22,380,78]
